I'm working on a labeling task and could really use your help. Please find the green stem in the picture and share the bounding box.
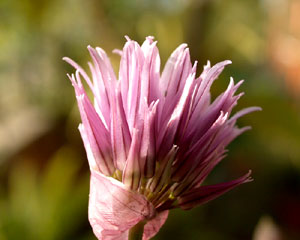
[128,220,146,240]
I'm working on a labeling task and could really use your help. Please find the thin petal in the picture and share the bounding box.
[186,60,232,138]
[111,91,131,171]
[228,106,262,123]
[157,73,195,160]
[123,129,142,191]
[78,124,100,171]
[63,57,94,91]
[144,100,159,178]
[160,44,191,98]
[141,37,161,103]
[119,39,145,131]
[149,145,178,195]
[178,171,253,210]
[157,46,194,132]
[74,91,114,175]
[172,111,228,182]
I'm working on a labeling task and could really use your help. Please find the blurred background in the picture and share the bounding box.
[0,0,299,239]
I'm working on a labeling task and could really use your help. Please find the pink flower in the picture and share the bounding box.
[64,36,260,240]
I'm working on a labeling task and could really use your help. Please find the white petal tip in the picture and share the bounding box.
[113,49,123,56]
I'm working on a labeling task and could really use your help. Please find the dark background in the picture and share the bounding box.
[0,0,299,239]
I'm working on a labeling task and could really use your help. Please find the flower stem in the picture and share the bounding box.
[128,220,146,240]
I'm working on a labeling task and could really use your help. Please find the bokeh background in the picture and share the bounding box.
[0,0,300,239]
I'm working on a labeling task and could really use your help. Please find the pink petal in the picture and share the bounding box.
[178,171,253,210]
[149,145,178,194]
[119,39,145,131]
[171,111,228,182]
[63,57,94,91]
[160,44,192,99]
[110,92,131,171]
[123,128,142,190]
[77,93,115,174]
[141,37,161,103]
[156,45,194,134]
[143,211,169,240]
[186,60,232,138]
[78,124,100,172]
[228,106,262,124]
[89,171,156,240]
[157,72,195,161]
[142,101,159,178]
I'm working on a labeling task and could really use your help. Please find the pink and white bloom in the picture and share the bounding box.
[64,36,260,240]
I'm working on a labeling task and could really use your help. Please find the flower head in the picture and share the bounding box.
[64,36,260,240]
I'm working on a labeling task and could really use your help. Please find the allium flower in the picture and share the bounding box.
[64,36,260,240]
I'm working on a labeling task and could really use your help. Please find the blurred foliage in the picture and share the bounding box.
[0,147,92,240]
[0,0,300,239]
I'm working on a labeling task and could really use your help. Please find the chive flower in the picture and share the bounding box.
[64,36,260,240]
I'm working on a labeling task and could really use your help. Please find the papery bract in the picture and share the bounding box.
[64,36,260,240]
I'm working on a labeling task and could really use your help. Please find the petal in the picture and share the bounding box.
[143,211,169,240]
[157,45,194,133]
[78,124,100,171]
[63,57,94,91]
[228,106,262,124]
[119,39,145,131]
[89,171,156,240]
[157,72,195,161]
[187,77,238,146]
[143,100,159,178]
[186,60,232,139]
[160,44,192,99]
[76,93,115,175]
[111,92,131,171]
[178,171,253,210]
[149,145,178,195]
[171,111,228,182]
[141,37,161,103]
[123,129,142,191]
